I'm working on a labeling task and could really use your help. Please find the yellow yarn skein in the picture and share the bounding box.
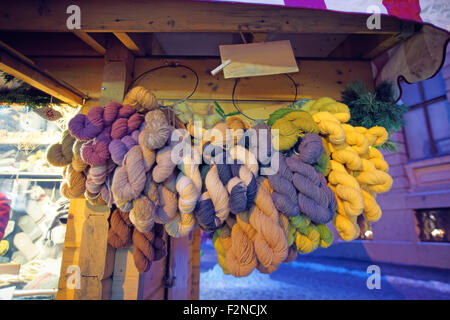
[367,147,389,172]
[213,226,231,275]
[330,144,363,171]
[353,158,391,223]
[271,111,320,151]
[327,160,364,217]
[296,228,320,254]
[342,124,370,156]
[332,205,360,241]
[356,159,393,194]
[311,112,346,145]
[288,215,333,254]
[361,189,382,222]
[355,126,388,147]
[0,240,9,256]
[326,122,392,237]
[302,97,351,123]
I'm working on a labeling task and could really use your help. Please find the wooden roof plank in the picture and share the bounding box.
[73,31,106,55]
[0,0,415,34]
[0,47,86,106]
[113,32,145,55]
[328,33,405,59]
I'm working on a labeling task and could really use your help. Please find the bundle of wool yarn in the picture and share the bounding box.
[107,208,166,273]
[46,86,179,273]
[178,117,289,277]
[268,97,393,242]
[267,133,336,257]
[46,83,395,279]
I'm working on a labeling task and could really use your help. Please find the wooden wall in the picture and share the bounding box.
[35,57,374,114]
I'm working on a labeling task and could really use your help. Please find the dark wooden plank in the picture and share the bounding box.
[113,32,145,56]
[73,31,106,55]
[328,33,412,59]
[190,229,201,300]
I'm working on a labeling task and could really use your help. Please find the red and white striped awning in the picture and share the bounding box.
[197,0,449,32]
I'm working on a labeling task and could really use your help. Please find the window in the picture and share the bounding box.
[400,70,450,160]
[0,105,68,299]
[415,208,450,242]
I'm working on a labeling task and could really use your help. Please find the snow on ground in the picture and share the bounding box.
[289,261,450,294]
[200,264,302,300]
[199,241,450,300]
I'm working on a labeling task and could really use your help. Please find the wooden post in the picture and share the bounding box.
[99,36,134,106]
[167,228,201,299]
[57,36,134,300]
[75,203,115,299]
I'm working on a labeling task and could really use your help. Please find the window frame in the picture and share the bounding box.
[403,80,448,160]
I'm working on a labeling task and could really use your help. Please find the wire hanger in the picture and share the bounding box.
[126,61,199,106]
[230,74,299,122]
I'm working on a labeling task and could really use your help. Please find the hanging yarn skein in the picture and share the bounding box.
[132,223,167,273]
[108,208,134,249]
[166,146,202,238]
[288,215,333,254]
[111,131,156,205]
[225,211,258,277]
[123,86,159,113]
[46,73,398,279]
[268,153,300,218]
[46,130,75,167]
[80,105,144,166]
[271,110,320,151]
[286,134,337,225]
[299,98,393,241]
[249,178,288,274]
[195,163,230,232]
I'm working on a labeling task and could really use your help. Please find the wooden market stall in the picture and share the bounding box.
[0,0,448,300]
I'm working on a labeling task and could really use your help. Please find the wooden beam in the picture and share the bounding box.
[113,32,144,55]
[0,32,105,57]
[0,45,86,106]
[0,0,415,34]
[31,57,375,102]
[328,33,405,59]
[73,31,106,55]
[99,36,135,105]
[361,34,406,59]
[132,58,374,101]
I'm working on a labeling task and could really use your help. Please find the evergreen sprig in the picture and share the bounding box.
[341,80,408,151]
[0,72,61,108]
